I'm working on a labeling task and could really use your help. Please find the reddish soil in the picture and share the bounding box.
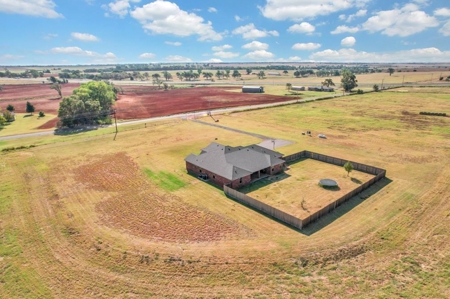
[114,86,299,119]
[37,117,60,129]
[1,84,299,128]
[0,83,80,113]
[73,152,252,242]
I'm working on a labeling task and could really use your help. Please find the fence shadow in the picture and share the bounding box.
[299,177,393,236]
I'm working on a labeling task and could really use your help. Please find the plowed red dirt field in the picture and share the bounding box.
[114,85,298,119]
[0,84,298,127]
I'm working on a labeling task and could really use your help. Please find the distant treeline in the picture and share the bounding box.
[54,64,385,80]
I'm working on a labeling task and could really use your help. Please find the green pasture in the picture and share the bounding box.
[0,113,57,137]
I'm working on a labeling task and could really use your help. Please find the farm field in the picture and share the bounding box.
[0,87,449,298]
[0,113,58,136]
[239,159,375,219]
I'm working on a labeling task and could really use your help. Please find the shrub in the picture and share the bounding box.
[357,89,364,94]
[39,111,45,117]
[373,84,379,92]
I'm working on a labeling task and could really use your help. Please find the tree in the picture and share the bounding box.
[246,68,252,75]
[26,101,35,115]
[215,70,223,80]
[50,83,62,98]
[283,70,288,75]
[341,69,358,92]
[6,104,14,112]
[0,113,5,128]
[388,68,395,76]
[257,71,265,79]
[0,84,3,91]
[322,78,335,87]
[373,84,380,92]
[232,70,241,80]
[344,161,354,176]
[39,111,45,117]
[163,83,169,91]
[162,71,172,81]
[49,76,58,83]
[57,81,116,127]
[3,110,14,122]
[286,83,292,90]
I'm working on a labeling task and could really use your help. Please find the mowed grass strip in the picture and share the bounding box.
[144,168,186,191]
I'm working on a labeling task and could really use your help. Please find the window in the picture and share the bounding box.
[213,175,215,179]
[199,169,202,173]
[239,178,242,183]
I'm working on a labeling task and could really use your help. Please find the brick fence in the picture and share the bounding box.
[223,150,386,229]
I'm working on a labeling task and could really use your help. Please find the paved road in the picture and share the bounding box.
[0,93,343,142]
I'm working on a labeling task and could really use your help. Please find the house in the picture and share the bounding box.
[185,142,286,188]
[242,86,264,93]
[291,86,305,91]
[267,72,281,76]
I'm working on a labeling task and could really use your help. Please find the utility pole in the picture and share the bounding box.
[113,109,118,140]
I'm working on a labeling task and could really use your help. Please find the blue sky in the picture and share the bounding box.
[1,0,450,65]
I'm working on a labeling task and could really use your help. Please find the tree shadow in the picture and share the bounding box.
[299,177,393,236]
[54,126,99,136]
[319,185,341,191]
[23,114,33,118]
[351,177,363,184]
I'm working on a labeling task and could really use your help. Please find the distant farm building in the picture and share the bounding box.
[267,72,281,76]
[185,142,285,189]
[308,86,334,92]
[242,86,264,93]
[291,86,305,91]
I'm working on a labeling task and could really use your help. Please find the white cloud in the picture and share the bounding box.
[164,55,192,62]
[139,52,156,59]
[362,4,439,37]
[331,25,360,34]
[339,14,346,21]
[289,56,301,61]
[207,58,222,63]
[439,20,450,36]
[309,47,450,62]
[235,15,242,21]
[0,0,63,18]
[345,9,367,22]
[292,43,321,51]
[71,32,100,42]
[242,41,269,50]
[341,36,356,47]
[287,22,315,34]
[47,47,117,63]
[259,0,370,21]
[232,23,279,39]
[242,50,274,60]
[104,0,141,18]
[213,51,240,59]
[208,7,217,13]
[0,54,24,61]
[212,44,232,51]
[43,33,58,40]
[131,1,222,41]
[165,41,182,46]
[50,47,116,59]
[434,8,450,17]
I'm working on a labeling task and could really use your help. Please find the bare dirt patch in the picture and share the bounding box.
[74,152,252,242]
[239,159,375,220]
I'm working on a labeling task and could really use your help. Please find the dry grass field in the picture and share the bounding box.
[0,87,449,298]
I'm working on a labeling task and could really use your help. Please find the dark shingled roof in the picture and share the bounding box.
[185,142,285,180]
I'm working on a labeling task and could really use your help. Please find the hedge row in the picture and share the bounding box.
[1,145,36,152]
[419,112,447,116]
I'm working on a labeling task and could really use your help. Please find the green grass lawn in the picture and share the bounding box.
[0,113,57,137]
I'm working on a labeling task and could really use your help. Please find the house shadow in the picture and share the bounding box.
[238,172,292,194]
[299,177,393,236]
